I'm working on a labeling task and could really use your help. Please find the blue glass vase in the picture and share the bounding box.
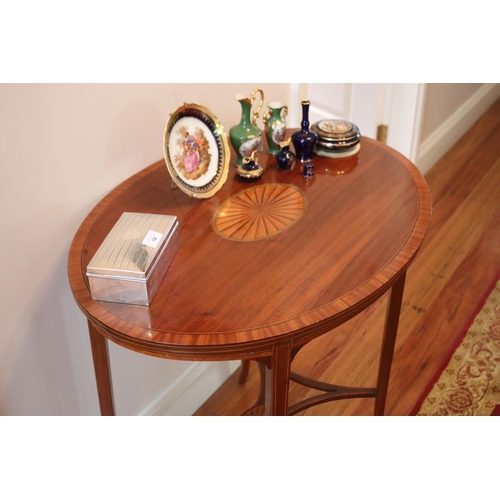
[292,100,317,162]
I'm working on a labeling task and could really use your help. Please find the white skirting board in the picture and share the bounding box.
[139,360,241,416]
[416,83,500,175]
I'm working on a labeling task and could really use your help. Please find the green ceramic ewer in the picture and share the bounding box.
[263,101,288,155]
[229,88,264,167]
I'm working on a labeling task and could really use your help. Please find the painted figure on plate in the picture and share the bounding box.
[173,126,211,180]
[183,132,202,173]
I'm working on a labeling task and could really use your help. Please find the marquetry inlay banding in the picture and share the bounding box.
[212,184,307,241]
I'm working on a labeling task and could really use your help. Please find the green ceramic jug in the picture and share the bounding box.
[229,88,264,167]
[263,101,288,155]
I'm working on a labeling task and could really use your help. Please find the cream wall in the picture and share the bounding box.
[419,83,483,142]
[0,83,292,415]
[415,83,500,173]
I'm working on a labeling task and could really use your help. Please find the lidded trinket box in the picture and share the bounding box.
[86,212,179,306]
[312,119,361,158]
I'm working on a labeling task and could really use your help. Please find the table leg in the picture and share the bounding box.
[264,342,292,416]
[88,320,115,416]
[238,360,251,384]
[374,271,406,416]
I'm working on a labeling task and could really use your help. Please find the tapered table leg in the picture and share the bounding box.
[374,271,406,416]
[264,342,292,416]
[88,320,115,416]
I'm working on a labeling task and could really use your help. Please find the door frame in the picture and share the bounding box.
[381,83,426,164]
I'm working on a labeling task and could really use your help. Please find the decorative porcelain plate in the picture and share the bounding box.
[163,103,230,198]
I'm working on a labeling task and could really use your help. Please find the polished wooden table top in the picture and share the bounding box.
[69,136,431,365]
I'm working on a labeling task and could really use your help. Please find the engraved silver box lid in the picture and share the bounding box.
[86,212,179,305]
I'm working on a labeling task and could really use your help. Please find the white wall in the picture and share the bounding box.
[0,83,292,416]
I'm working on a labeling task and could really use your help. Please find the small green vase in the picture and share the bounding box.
[263,101,288,155]
[229,88,264,167]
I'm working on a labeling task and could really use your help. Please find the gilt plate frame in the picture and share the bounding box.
[163,103,230,199]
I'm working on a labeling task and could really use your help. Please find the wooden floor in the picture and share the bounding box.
[194,98,500,416]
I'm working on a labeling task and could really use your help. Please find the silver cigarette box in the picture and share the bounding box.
[86,212,179,306]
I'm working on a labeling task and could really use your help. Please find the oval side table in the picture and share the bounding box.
[68,135,432,416]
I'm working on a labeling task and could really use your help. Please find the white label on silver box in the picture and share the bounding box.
[142,230,163,248]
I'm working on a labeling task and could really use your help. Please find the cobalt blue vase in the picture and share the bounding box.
[292,100,317,162]
[276,138,295,170]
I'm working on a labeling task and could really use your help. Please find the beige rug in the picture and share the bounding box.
[413,278,500,416]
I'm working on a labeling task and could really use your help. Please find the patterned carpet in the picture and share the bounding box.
[413,277,500,416]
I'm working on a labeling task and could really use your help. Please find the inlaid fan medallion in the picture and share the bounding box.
[212,184,307,241]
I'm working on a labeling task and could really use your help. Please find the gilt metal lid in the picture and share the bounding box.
[86,212,178,280]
